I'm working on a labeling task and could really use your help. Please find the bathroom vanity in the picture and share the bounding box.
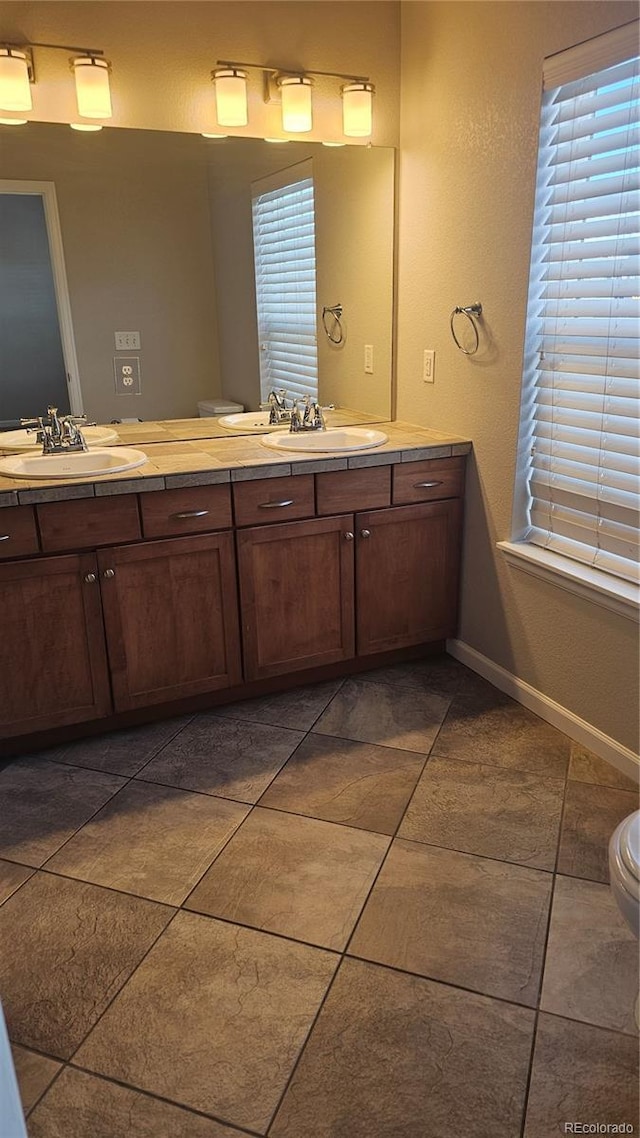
[0,419,470,753]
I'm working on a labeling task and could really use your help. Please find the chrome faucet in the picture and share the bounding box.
[20,407,95,454]
[289,396,327,432]
[262,389,293,426]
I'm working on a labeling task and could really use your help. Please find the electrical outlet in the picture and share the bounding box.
[364,344,374,374]
[114,331,141,351]
[114,356,142,395]
[423,349,436,383]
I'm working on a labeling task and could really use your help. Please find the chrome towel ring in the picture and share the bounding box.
[322,303,344,345]
[450,302,483,355]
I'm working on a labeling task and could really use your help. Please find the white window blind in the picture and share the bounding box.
[251,163,318,403]
[518,25,640,585]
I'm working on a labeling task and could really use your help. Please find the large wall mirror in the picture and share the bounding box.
[0,123,394,428]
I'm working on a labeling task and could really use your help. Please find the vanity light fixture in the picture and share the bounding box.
[278,75,313,133]
[0,40,112,123]
[0,115,28,126]
[72,56,112,119]
[69,122,103,132]
[0,48,32,111]
[213,67,248,127]
[342,82,375,138]
[201,132,228,139]
[214,59,375,138]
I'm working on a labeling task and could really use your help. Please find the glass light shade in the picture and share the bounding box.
[0,116,27,125]
[202,132,228,139]
[214,69,248,127]
[73,57,112,119]
[342,82,374,138]
[70,122,103,132]
[279,76,312,133]
[0,49,32,112]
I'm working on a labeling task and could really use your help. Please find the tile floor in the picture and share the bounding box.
[0,655,637,1137]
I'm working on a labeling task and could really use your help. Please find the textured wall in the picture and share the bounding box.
[396,1,639,751]
[0,2,400,145]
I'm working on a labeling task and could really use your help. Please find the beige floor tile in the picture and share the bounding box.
[0,859,33,904]
[314,678,450,753]
[0,759,125,867]
[137,714,304,802]
[523,1013,639,1138]
[11,1045,61,1115]
[186,808,389,949]
[558,780,638,883]
[541,875,639,1035]
[358,654,466,698]
[259,732,425,834]
[433,692,570,778]
[399,755,564,869]
[568,743,638,792]
[0,873,171,1058]
[44,718,193,776]
[270,957,535,1138]
[75,912,338,1133]
[28,1068,244,1137]
[47,781,248,905]
[214,680,343,731]
[349,839,552,1005]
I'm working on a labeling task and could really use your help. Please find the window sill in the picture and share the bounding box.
[497,541,639,622]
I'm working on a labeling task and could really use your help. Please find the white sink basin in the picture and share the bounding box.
[260,428,388,454]
[0,425,118,454]
[0,447,147,480]
[219,411,283,432]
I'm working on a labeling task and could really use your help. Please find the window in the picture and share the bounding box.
[510,24,639,596]
[251,161,318,404]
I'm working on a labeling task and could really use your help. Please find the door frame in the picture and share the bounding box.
[0,179,83,415]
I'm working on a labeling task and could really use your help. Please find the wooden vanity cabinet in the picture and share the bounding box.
[237,515,355,680]
[0,553,111,737]
[98,532,242,711]
[355,499,463,655]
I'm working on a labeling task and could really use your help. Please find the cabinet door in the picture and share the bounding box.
[98,533,241,711]
[237,515,355,681]
[356,500,463,655]
[0,553,111,737]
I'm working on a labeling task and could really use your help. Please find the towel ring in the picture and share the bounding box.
[450,302,483,355]
[322,303,344,345]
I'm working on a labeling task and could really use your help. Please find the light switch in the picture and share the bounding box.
[423,349,435,383]
[364,344,374,374]
[114,331,141,351]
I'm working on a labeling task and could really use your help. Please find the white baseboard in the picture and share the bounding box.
[446,638,640,785]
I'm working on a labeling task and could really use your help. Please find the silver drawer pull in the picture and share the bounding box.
[258,499,295,509]
[0,535,10,542]
[172,510,209,519]
[360,529,371,539]
[83,572,97,584]
[103,568,115,579]
[413,480,443,489]
[344,531,354,541]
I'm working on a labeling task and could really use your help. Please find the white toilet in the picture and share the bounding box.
[609,809,640,1024]
[197,399,244,418]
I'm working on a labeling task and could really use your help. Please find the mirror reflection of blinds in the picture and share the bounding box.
[521,30,640,584]
[252,174,319,403]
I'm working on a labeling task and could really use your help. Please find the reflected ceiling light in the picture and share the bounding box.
[342,82,375,138]
[278,75,312,133]
[213,68,248,127]
[73,56,112,118]
[202,132,228,139]
[70,121,103,131]
[264,137,290,143]
[0,48,32,111]
[322,141,346,147]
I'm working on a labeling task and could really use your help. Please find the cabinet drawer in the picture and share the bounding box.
[140,485,232,538]
[0,506,39,560]
[393,457,465,504]
[316,466,390,515]
[233,474,315,527]
[37,495,141,552]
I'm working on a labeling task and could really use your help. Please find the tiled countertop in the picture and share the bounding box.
[0,417,472,508]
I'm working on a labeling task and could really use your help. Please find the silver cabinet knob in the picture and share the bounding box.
[83,572,97,584]
[102,568,115,579]
[360,529,371,539]
[344,531,354,541]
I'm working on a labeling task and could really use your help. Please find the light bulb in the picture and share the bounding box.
[0,49,32,112]
[279,75,313,133]
[342,82,374,138]
[214,69,248,127]
[73,56,112,119]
